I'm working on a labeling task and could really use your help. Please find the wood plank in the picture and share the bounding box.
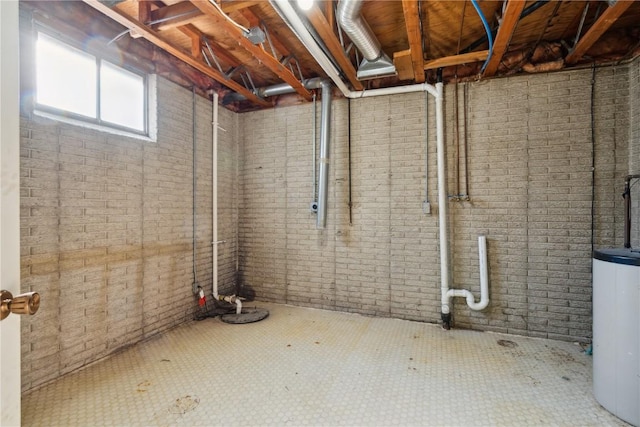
[135,0,151,24]
[220,1,262,14]
[482,0,526,77]
[323,0,334,31]
[150,2,203,31]
[81,0,271,107]
[423,50,489,70]
[178,24,241,67]
[191,0,313,100]
[565,0,634,64]
[306,4,364,90]
[401,0,425,83]
[393,49,414,81]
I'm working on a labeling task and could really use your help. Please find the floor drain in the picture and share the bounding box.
[497,339,518,348]
[169,395,200,415]
[221,307,270,324]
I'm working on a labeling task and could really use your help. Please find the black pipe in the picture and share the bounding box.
[441,313,451,330]
[623,175,640,249]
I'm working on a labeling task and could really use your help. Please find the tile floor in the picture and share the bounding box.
[23,302,628,426]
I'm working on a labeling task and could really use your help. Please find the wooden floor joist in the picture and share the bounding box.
[82,0,271,107]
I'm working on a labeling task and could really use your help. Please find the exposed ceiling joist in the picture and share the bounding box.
[82,0,271,107]
[482,0,527,77]
[135,0,151,25]
[220,0,261,14]
[190,0,313,101]
[177,24,241,67]
[150,2,203,31]
[306,4,364,91]
[323,0,335,31]
[565,0,634,65]
[401,0,425,83]
[424,50,489,70]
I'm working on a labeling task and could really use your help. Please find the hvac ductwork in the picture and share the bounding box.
[336,0,396,80]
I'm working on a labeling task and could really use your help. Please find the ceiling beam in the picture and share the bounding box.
[191,0,313,101]
[482,0,526,77]
[220,1,263,14]
[150,2,203,31]
[565,0,634,65]
[401,0,425,83]
[424,50,489,70]
[81,0,271,107]
[306,4,364,91]
[242,6,312,78]
[178,24,241,67]
[323,0,335,31]
[135,0,151,25]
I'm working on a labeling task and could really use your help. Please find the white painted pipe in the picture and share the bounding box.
[446,236,489,311]
[316,80,332,229]
[212,92,242,315]
[435,81,451,320]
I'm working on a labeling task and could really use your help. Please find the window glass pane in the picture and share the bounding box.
[36,32,96,118]
[100,61,145,132]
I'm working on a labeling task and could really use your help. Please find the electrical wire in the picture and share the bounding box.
[208,0,249,34]
[469,0,493,73]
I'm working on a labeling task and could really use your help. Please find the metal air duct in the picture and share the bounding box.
[337,0,396,80]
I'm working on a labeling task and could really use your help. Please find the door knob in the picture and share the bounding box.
[0,290,40,321]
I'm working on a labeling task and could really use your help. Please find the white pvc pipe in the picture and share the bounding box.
[435,81,451,317]
[446,236,489,311]
[212,92,242,315]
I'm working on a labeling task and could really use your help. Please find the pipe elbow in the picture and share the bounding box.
[467,295,489,311]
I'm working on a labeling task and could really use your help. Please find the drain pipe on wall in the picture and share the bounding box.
[212,91,242,315]
[272,0,490,326]
[316,80,332,229]
[434,71,489,329]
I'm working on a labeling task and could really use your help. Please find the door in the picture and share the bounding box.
[1,1,22,425]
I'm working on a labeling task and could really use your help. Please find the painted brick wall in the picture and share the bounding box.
[239,66,631,342]
[20,78,239,391]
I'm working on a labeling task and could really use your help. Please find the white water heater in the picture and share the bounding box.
[593,248,640,427]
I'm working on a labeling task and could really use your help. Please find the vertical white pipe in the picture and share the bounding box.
[212,92,242,314]
[435,82,450,319]
[446,236,489,310]
[476,235,489,310]
[212,92,219,300]
[316,80,332,229]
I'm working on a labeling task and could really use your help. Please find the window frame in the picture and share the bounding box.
[34,28,150,138]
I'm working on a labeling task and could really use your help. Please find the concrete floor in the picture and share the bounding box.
[22,302,628,426]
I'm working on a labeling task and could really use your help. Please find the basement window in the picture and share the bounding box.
[35,31,152,138]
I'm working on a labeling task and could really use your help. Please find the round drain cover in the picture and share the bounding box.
[221,308,269,324]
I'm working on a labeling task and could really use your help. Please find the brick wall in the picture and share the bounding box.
[19,58,637,391]
[239,65,632,342]
[20,78,239,391]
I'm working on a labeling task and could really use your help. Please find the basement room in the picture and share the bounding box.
[1,0,640,425]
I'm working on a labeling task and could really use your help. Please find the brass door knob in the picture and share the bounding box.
[0,290,40,321]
